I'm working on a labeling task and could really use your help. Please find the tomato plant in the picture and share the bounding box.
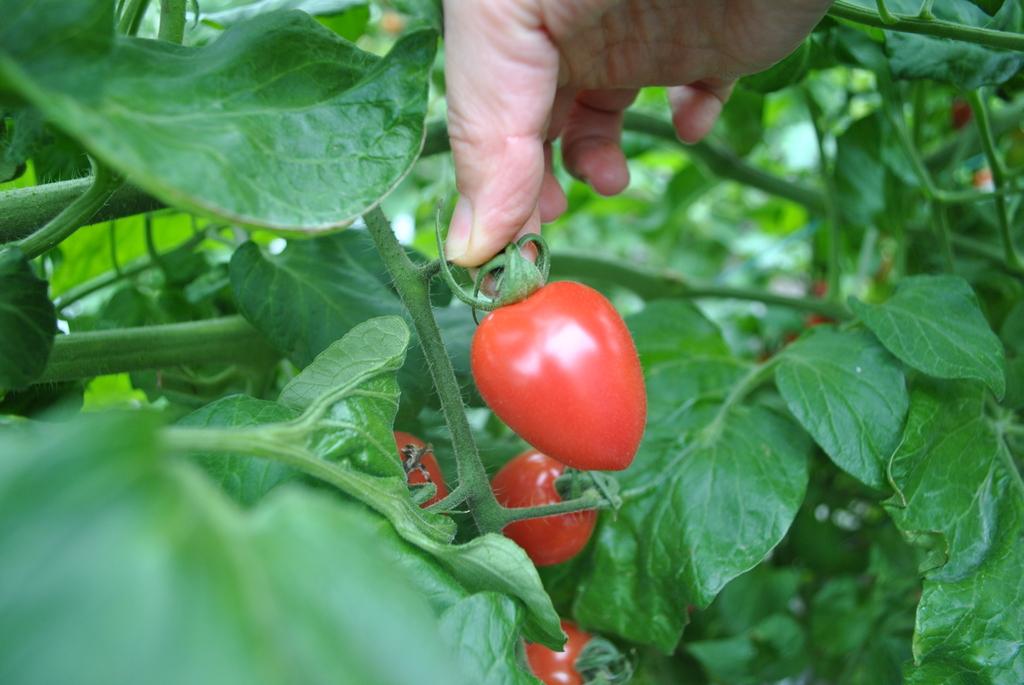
[492,450,597,566]
[1,2,1023,685]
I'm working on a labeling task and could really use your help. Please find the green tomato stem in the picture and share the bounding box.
[158,0,186,43]
[830,0,1024,51]
[363,206,508,535]
[499,492,605,525]
[33,315,277,384]
[15,160,123,259]
[967,90,1022,271]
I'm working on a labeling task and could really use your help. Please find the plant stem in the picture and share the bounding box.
[805,91,842,302]
[997,435,1024,501]
[34,316,277,384]
[54,230,206,310]
[158,0,186,43]
[117,0,151,35]
[363,206,506,534]
[0,180,164,244]
[704,357,779,440]
[15,162,123,259]
[967,90,1022,271]
[883,95,956,271]
[500,493,604,524]
[550,252,852,320]
[829,0,1024,51]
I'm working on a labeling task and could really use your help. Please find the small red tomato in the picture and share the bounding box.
[526,620,592,685]
[472,281,646,471]
[393,431,448,507]
[952,99,972,130]
[806,313,834,327]
[811,280,829,298]
[492,450,596,567]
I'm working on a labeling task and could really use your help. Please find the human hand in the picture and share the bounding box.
[442,0,832,266]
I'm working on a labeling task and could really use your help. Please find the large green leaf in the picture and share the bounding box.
[850,275,1006,398]
[776,328,909,489]
[884,380,1023,684]
[572,362,810,650]
[0,415,463,685]
[179,395,302,506]
[230,231,476,410]
[278,315,408,479]
[231,232,404,368]
[883,1,1024,88]
[0,248,56,391]
[439,594,542,685]
[0,3,435,230]
[627,299,731,368]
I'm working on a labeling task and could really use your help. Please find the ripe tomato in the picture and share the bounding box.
[471,281,646,471]
[491,450,596,566]
[393,431,448,507]
[952,99,972,130]
[526,620,591,685]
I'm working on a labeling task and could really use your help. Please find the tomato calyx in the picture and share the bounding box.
[554,468,623,512]
[435,213,550,319]
[575,636,635,685]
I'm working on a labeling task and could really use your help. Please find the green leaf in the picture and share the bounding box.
[0,4,436,230]
[0,415,464,685]
[232,232,404,368]
[627,299,730,369]
[0,248,56,391]
[687,613,807,685]
[178,395,301,506]
[835,113,888,226]
[439,594,542,685]
[573,391,810,651]
[850,275,1006,398]
[885,380,1024,683]
[883,1,1024,89]
[776,328,909,489]
[230,231,474,410]
[740,39,811,94]
[279,314,407,479]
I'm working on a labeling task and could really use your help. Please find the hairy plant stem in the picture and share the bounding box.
[15,162,123,259]
[883,96,956,271]
[117,0,151,35]
[34,316,277,384]
[363,206,507,535]
[500,492,606,524]
[830,0,1024,51]
[967,90,1022,271]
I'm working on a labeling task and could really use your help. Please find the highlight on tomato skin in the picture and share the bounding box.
[471,281,646,472]
[526,620,591,685]
[491,450,597,567]
[393,431,449,507]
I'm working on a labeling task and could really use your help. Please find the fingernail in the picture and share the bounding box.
[445,198,472,261]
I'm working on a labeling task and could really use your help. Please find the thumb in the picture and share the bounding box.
[442,0,559,267]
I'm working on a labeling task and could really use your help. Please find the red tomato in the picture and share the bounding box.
[393,431,448,507]
[806,313,833,327]
[471,281,646,471]
[492,450,596,567]
[952,99,972,130]
[526,620,591,685]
